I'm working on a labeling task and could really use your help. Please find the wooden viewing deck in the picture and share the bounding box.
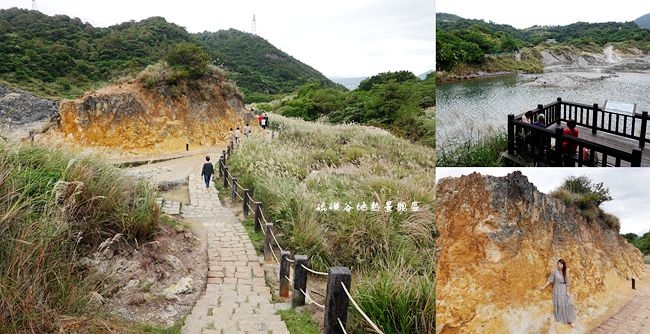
[503,98,649,167]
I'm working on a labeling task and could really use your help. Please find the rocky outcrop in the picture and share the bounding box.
[541,45,650,73]
[435,172,645,334]
[58,77,249,150]
[0,84,59,142]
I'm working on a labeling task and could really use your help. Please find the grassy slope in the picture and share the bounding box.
[229,115,435,333]
[0,144,160,332]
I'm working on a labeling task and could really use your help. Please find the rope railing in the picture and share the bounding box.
[300,288,325,309]
[269,243,280,265]
[218,136,384,334]
[301,264,329,276]
[269,228,284,253]
[337,318,348,334]
[341,282,385,334]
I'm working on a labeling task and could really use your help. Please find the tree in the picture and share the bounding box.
[622,233,638,244]
[164,42,210,80]
[559,176,612,206]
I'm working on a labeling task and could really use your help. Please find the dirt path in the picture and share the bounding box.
[122,149,225,185]
[590,266,650,334]
[180,172,289,334]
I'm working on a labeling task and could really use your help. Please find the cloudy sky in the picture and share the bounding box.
[2,0,434,78]
[437,0,650,29]
[436,168,650,236]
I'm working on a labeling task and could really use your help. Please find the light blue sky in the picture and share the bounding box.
[2,0,434,78]
[437,168,650,236]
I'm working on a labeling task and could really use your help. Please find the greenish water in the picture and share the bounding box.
[436,72,650,151]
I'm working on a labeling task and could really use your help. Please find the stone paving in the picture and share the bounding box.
[590,272,650,334]
[181,174,289,334]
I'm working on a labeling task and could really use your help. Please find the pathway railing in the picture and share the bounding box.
[217,138,384,334]
[507,98,646,166]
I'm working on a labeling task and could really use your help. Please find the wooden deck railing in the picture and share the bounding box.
[507,98,647,167]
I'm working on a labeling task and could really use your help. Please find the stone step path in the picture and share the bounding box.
[181,174,289,334]
[590,271,650,334]
[156,197,182,215]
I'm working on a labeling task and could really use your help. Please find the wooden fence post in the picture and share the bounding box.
[592,104,599,135]
[243,189,250,216]
[639,111,648,149]
[554,127,564,167]
[222,150,226,164]
[507,114,515,154]
[186,143,189,151]
[631,149,642,167]
[264,223,274,262]
[223,167,229,188]
[218,157,223,177]
[292,255,309,307]
[255,202,262,232]
[324,267,352,334]
[280,251,291,298]
[227,144,231,159]
[632,277,636,289]
[555,98,562,125]
[231,177,237,201]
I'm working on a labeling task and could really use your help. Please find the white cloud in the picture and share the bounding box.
[3,0,434,77]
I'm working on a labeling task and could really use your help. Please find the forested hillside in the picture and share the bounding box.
[259,71,436,148]
[636,14,650,29]
[0,8,339,100]
[437,12,650,71]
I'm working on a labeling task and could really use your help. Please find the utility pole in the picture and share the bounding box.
[32,0,37,10]
[252,14,257,35]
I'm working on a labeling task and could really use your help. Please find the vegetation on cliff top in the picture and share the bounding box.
[0,144,160,332]
[550,176,619,230]
[229,115,435,333]
[437,12,650,72]
[257,71,435,148]
[0,8,338,100]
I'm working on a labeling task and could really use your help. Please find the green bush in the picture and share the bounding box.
[0,145,160,332]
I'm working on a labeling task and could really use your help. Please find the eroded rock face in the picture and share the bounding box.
[435,172,645,334]
[58,80,248,150]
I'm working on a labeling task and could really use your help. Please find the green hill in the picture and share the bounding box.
[636,13,650,29]
[437,12,650,71]
[0,8,339,100]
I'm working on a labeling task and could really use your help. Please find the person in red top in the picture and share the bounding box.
[257,113,263,125]
[562,119,579,154]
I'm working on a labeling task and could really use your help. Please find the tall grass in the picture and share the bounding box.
[229,114,435,332]
[0,144,160,332]
[437,132,507,167]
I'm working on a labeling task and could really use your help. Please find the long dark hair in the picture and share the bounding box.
[558,259,567,283]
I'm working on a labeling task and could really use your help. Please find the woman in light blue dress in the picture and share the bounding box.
[539,259,577,327]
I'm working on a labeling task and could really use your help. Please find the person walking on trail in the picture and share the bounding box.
[235,127,241,145]
[538,259,577,328]
[257,113,263,126]
[244,123,251,137]
[229,128,234,145]
[201,156,214,189]
[261,113,269,129]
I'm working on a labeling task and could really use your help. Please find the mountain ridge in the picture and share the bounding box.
[0,8,340,100]
[636,13,650,29]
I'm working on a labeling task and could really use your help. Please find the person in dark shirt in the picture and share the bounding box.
[201,156,214,189]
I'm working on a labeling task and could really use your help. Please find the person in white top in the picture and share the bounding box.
[244,124,251,137]
[235,127,241,145]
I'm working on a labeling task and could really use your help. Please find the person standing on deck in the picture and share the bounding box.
[533,114,546,127]
[201,156,214,189]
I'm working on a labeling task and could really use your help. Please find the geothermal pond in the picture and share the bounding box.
[436,71,650,151]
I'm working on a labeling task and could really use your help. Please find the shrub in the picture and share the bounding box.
[0,145,159,332]
[220,81,244,100]
[164,43,211,80]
